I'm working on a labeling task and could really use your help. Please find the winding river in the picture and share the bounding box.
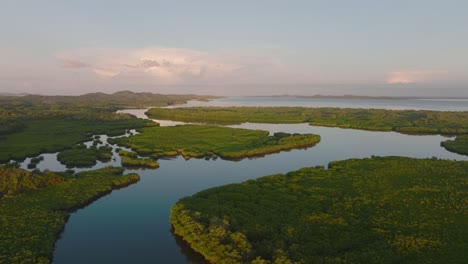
[28,97,467,263]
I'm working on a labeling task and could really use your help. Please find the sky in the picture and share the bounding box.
[0,0,467,96]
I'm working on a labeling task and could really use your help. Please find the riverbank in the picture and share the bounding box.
[0,167,140,263]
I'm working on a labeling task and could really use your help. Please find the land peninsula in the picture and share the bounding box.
[171,157,468,264]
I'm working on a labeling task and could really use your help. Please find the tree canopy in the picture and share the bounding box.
[171,157,468,264]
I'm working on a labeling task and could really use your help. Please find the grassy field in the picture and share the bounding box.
[146,107,468,134]
[0,166,139,263]
[171,157,468,264]
[108,125,321,160]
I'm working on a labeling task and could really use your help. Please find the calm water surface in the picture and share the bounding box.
[50,98,468,263]
[175,96,468,111]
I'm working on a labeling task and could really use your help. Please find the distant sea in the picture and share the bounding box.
[177,96,468,112]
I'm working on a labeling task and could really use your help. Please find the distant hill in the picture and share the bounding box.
[9,90,219,108]
[0,91,219,111]
[0,92,29,97]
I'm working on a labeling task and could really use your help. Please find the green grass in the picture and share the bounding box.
[146,107,468,134]
[171,157,468,264]
[109,125,321,160]
[0,166,139,263]
[121,157,160,169]
[0,118,154,163]
[57,145,113,168]
[441,135,468,155]
[117,150,160,168]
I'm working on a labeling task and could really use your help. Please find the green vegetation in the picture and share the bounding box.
[57,144,113,168]
[146,107,468,134]
[0,166,139,263]
[171,157,468,264]
[121,157,160,169]
[0,91,217,119]
[0,167,63,198]
[117,149,160,168]
[109,125,320,160]
[0,91,215,163]
[0,118,154,163]
[27,156,44,169]
[441,135,468,155]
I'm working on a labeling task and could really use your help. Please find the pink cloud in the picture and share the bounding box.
[56,46,292,83]
[60,59,89,68]
[386,70,447,84]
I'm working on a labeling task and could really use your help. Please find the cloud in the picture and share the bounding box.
[140,59,162,68]
[386,70,448,84]
[56,47,290,84]
[60,59,89,68]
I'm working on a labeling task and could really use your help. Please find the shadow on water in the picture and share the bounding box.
[172,227,209,264]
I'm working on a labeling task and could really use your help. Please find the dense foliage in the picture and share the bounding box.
[0,118,154,163]
[0,91,214,163]
[171,157,468,264]
[441,136,468,156]
[0,167,63,198]
[146,107,468,134]
[57,144,113,168]
[27,156,44,169]
[0,91,216,120]
[0,166,140,263]
[109,125,321,160]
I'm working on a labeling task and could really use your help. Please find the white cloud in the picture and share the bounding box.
[386,70,448,84]
[56,47,289,84]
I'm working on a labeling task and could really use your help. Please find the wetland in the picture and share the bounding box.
[1,94,467,263]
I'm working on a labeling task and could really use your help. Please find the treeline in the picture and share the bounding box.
[171,157,468,264]
[108,125,321,161]
[0,91,216,120]
[146,107,468,134]
[0,166,140,263]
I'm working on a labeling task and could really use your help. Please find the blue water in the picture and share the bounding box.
[51,121,467,263]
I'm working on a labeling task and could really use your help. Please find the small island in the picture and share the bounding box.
[108,125,321,160]
[57,144,113,168]
[118,150,160,169]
